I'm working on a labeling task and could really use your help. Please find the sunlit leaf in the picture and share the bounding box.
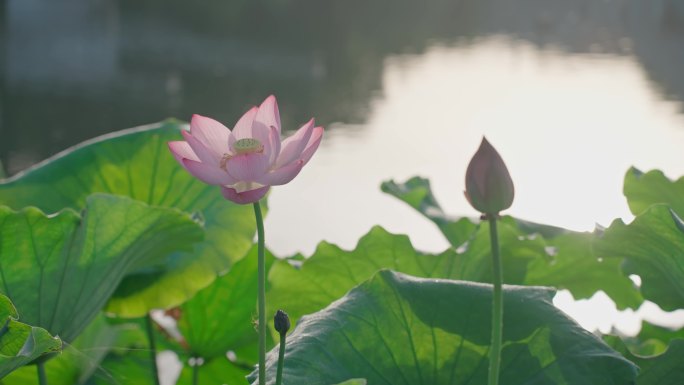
[2,315,128,385]
[176,356,250,385]
[267,226,458,328]
[623,167,684,217]
[381,177,476,246]
[269,222,569,331]
[0,295,61,379]
[0,121,259,317]
[0,194,202,343]
[178,246,275,361]
[382,176,642,308]
[594,205,684,311]
[253,271,637,385]
[525,232,642,309]
[332,380,367,385]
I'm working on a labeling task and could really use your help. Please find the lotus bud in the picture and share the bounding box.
[274,309,290,336]
[464,137,515,215]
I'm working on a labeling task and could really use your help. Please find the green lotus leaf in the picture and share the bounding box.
[605,336,684,385]
[381,177,476,247]
[0,194,202,343]
[525,232,642,309]
[1,315,129,385]
[594,204,684,311]
[252,270,637,385]
[177,245,275,361]
[623,167,684,217]
[176,356,251,385]
[0,121,259,317]
[0,295,61,379]
[382,176,641,308]
[332,380,367,385]
[268,223,561,330]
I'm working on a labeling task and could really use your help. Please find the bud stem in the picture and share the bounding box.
[145,313,161,385]
[37,361,48,385]
[275,331,287,385]
[253,201,267,385]
[192,358,199,385]
[487,215,503,385]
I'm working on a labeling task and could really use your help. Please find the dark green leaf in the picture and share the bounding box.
[605,336,684,385]
[253,270,637,385]
[0,194,202,342]
[0,121,259,317]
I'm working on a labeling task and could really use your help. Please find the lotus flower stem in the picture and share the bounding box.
[253,201,266,385]
[37,361,48,385]
[487,215,503,385]
[144,314,161,385]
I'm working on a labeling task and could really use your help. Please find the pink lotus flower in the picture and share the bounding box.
[168,95,323,204]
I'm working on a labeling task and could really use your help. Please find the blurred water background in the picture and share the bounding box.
[2,0,684,334]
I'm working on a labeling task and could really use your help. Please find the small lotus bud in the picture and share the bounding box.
[464,137,515,214]
[274,309,290,335]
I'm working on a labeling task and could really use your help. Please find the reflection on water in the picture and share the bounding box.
[2,0,684,331]
[2,0,683,173]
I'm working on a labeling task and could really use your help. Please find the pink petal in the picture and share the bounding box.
[254,95,281,134]
[275,119,314,168]
[265,125,281,166]
[221,185,270,205]
[182,159,236,185]
[190,114,232,156]
[232,106,258,141]
[257,160,304,186]
[300,126,323,165]
[168,141,199,164]
[182,130,221,166]
[226,153,270,182]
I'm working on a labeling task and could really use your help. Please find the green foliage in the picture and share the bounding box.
[0,295,61,379]
[0,121,259,317]
[381,177,476,246]
[332,380,367,385]
[253,270,638,385]
[623,167,684,216]
[2,315,128,385]
[178,245,275,361]
[525,232,642,309]
[176,357,251,385]
[0,194,202,342]
[267,226,458,328]
[605,336,684,385]
[595,205,684,311]
[381,176,641,309]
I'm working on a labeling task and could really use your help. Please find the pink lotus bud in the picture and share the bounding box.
[464,137,515,214]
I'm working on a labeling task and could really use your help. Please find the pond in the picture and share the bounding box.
[2,0,684,334]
